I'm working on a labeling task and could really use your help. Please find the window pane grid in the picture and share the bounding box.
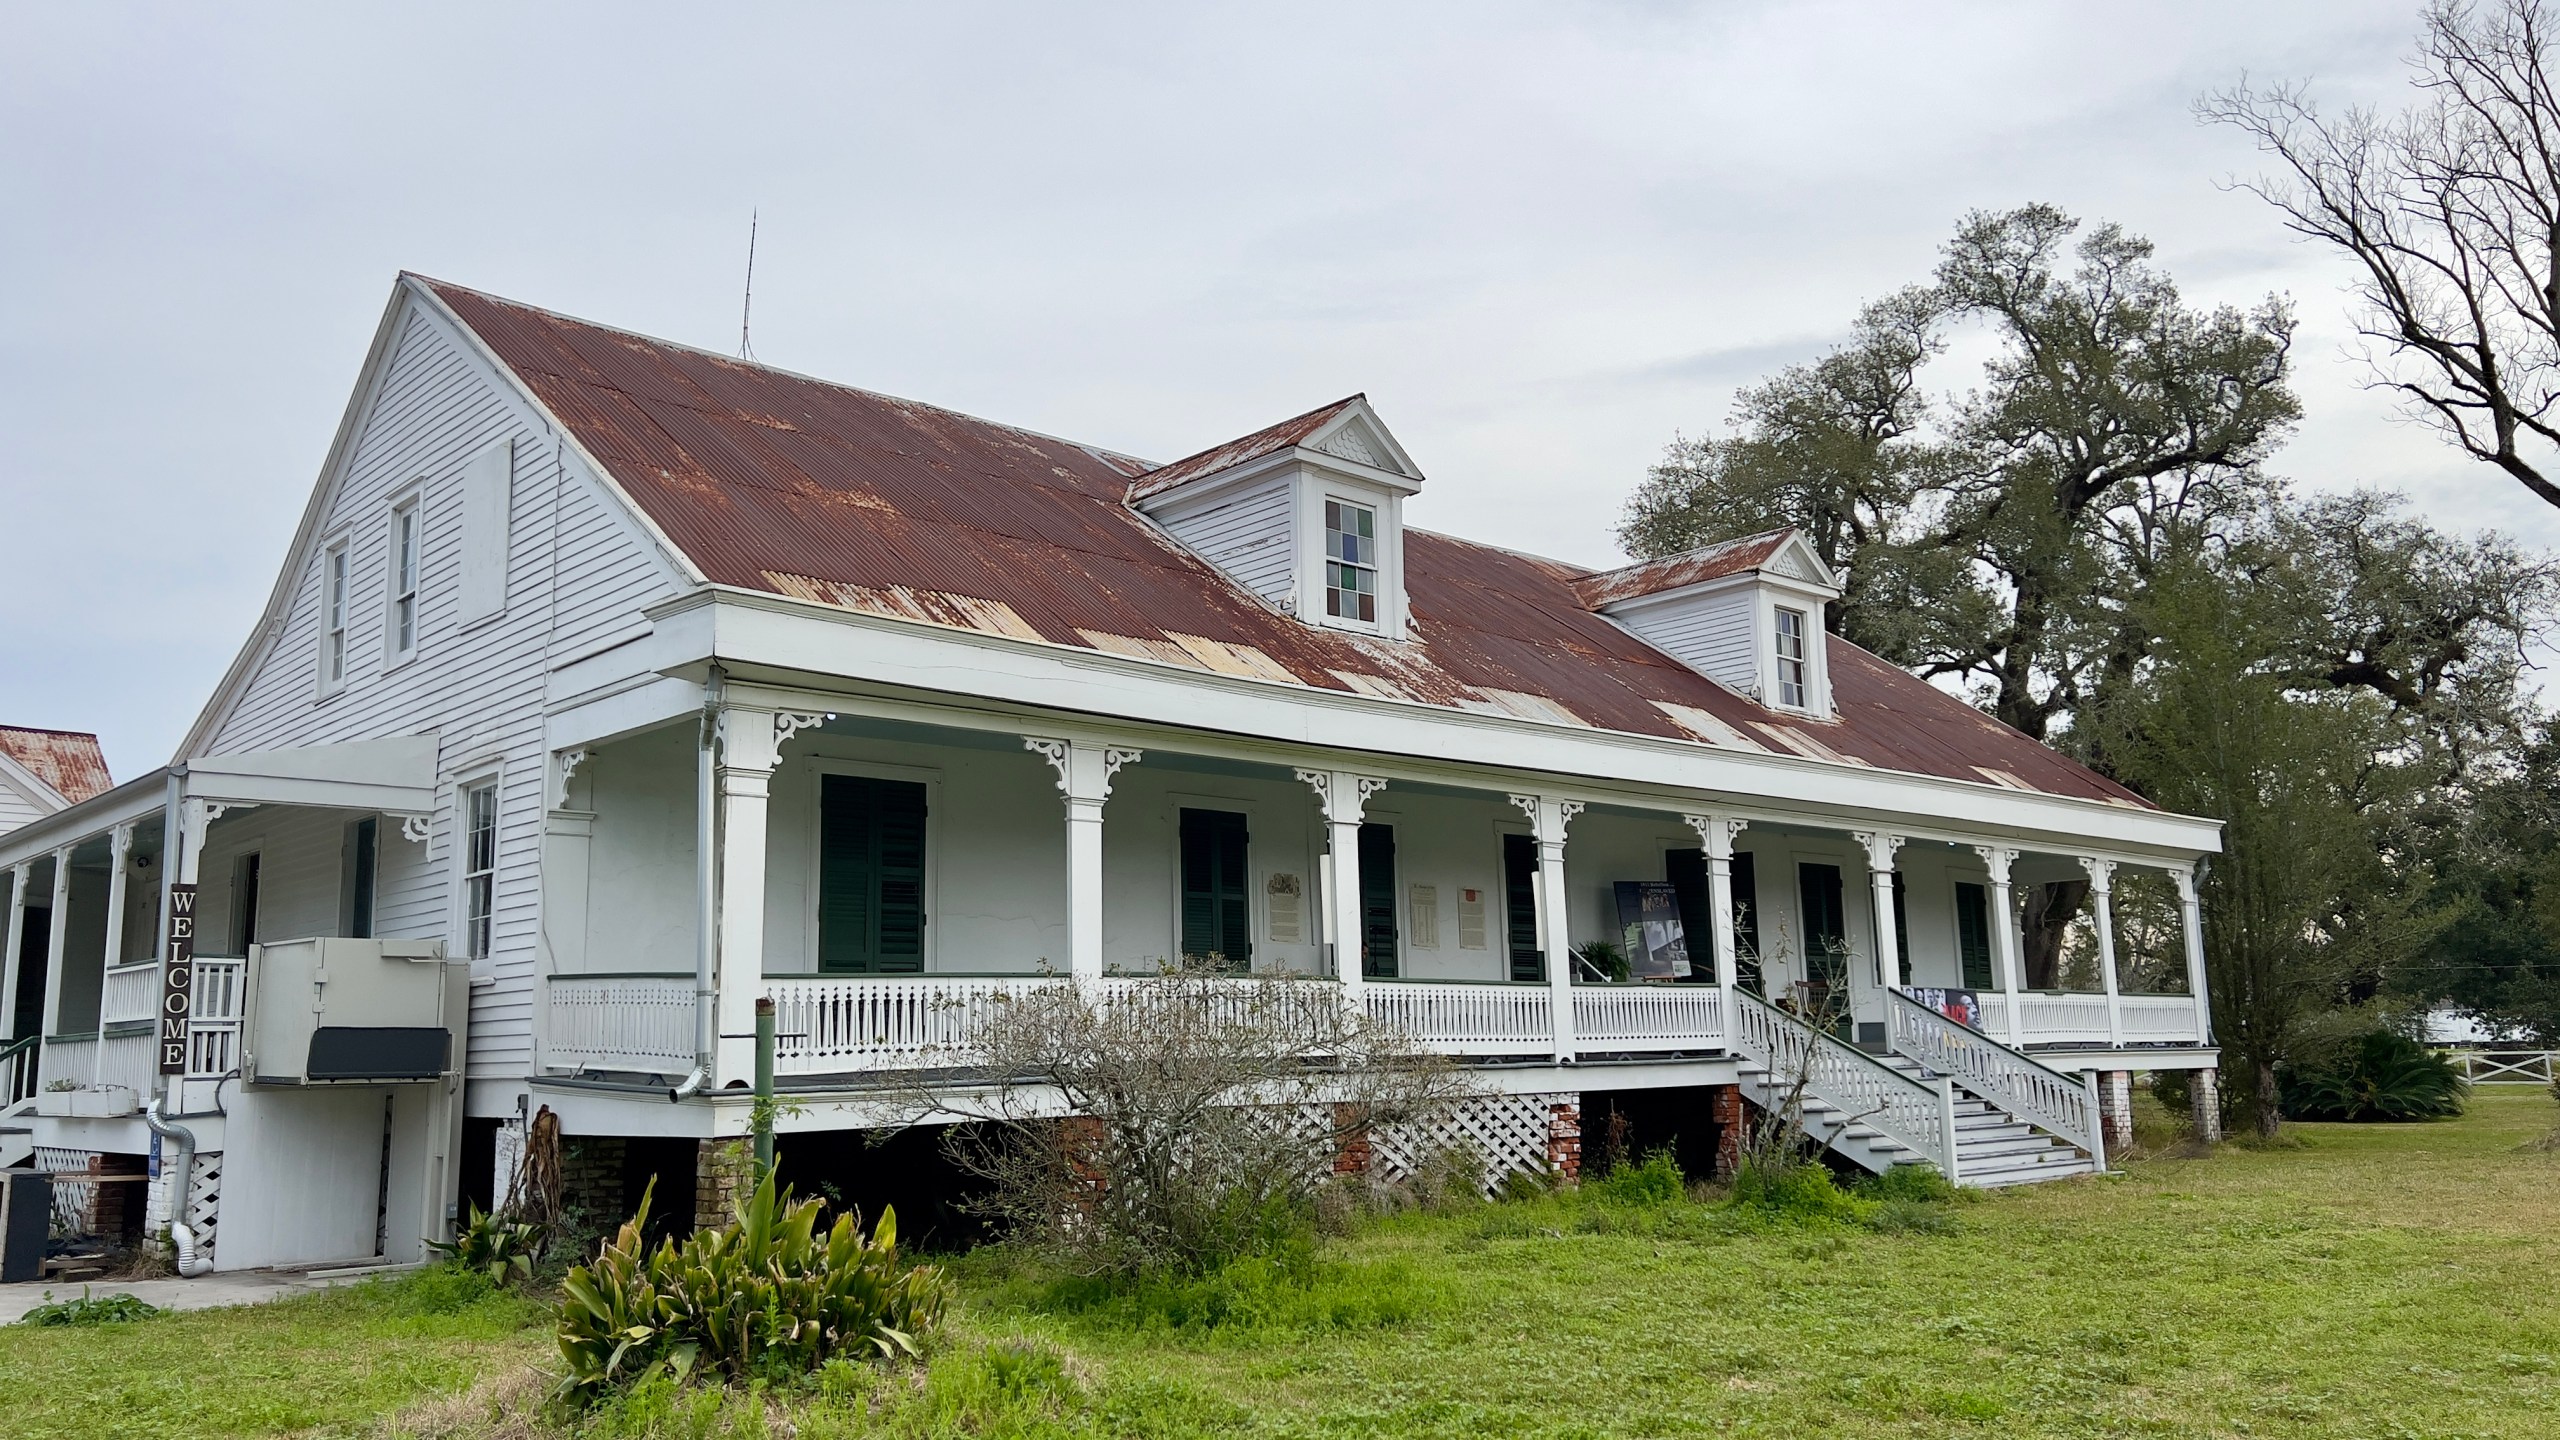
[324,549,347,684]
[392,505,419,655]
[463,781,497,960]
[1774,607,1808,708]
[1323,500,1379,623]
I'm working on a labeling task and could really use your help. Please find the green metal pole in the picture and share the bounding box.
[753,996,775,1178]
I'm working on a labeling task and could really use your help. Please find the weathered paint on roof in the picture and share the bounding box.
[0,727,112,805]
[1570,529,1797,609]
[1124,395,1365,501]
[425,279,2149,809]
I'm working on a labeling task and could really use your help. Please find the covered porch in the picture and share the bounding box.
[535,696,2214,1087]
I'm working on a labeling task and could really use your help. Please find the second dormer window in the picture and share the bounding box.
[1774,606,1809,707]
[1325,499,1378,623]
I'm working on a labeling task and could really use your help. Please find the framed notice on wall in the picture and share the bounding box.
[1908,986,1984,1030]
[1612,880,1692,981]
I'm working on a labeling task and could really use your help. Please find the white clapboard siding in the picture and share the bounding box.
[197,296,687,1078]
[1151,473,1295,608]
[0,779,47,837]
[1614,588,1756,694]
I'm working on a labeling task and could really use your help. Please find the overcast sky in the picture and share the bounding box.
[6,1,2555,778]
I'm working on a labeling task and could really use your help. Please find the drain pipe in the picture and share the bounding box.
[145,1095,212,1277]
[670,663,725,1102]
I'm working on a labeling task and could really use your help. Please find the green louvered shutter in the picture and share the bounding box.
[1179,808,1250,970]
[1954,882,1996,990]
[1359,822,1398,978]
[1503,832,1542,982]
[819,775,928,974]
[1731,851,1762,992]
[1665,848,1712,983]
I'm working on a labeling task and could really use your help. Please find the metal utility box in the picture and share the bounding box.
[243,937,468,1086]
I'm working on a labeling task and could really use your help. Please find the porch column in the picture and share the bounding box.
[712,709,790,1084]
[534,751,596,1073]
[2080,857,2123,1048]
[95,824,132,1085]
[1,864,26,1042]
[1974,845,2024,1045]
[2173,862,2212,1043]
[39,847,71,1040]
[1298,770,1385,1005]
[1031,738,1143,984]
[1855,831,1906,990]
[1682,814,1747,1002]
[1513,795,1582,1061]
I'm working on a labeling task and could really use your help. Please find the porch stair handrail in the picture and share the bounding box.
[1729,990,1952,1174]
[1886,988,2105,1166]
[0,1034,38,1110]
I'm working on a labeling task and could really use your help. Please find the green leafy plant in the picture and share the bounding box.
[18,1288,162,1326]
[427,1202,540,1286]
[2281,1029,2471,1122]
[1588,1149,1685,1208]
[1572,941,1631,983]
[555,1172,948,1402]
[1726,1159,1875,1226]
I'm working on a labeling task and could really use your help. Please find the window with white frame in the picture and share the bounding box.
[1774,606,1809,708]
[388,498,421,662]
[319,542,349,693]
[461,779,498,960]
[1324,499,1378,624]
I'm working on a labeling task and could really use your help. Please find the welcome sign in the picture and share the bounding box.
[158,882,197,1075]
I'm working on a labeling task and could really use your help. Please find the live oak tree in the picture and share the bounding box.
[1621,205,2299,743]
[2205,0,2560,514]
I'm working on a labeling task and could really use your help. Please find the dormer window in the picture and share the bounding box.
[1325,500,1379,624]
[1571,528,1843,719]
[1774,607,1809,708]
[1131,395,1423,641]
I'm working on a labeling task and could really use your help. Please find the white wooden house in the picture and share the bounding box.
[0,276,2225,1272]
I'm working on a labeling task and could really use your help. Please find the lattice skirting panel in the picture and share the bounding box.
[1369,1091,1573,1195]
[34,1146,96,1236]
[185,1151,223,1259]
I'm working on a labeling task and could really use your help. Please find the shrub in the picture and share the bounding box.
[898,969,1471,1277]
[1588,1149,1685,1208]
[16,1288,161,1326]
[555,1172,949,1402]
[2281,1029,2470,1122]
[427,1202,540,1287]
[1856,1163,1961,1206]
[1726,1160,1874,1226]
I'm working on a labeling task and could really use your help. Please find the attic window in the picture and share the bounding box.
[1775,607,1809,708]
[1325,500,1378,623]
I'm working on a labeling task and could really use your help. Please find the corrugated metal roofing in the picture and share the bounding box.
[425,279,2149,809]
[1125,395,1364,501]
[1570,529,1798,609]
[0,726,112,805]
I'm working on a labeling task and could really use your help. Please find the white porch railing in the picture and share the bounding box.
[1573,983,1726,1054]
[97,1032,155,1096]
[1888,989,2103,1163]
[1,1035,39,1109]
[770,974,1056,1075]
[546,974,697,1074]
[1731,990,1952,1173]
[37,1034,94,1093]
[1364,981,1554,1057]
[186,957,248,1078]
[1971,990,2204,1048]
[2117,993,2205,1044]
[100,959,160,1028]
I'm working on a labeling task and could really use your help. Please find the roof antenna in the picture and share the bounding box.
[737,208,760,361]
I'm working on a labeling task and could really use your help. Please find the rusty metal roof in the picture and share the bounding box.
[427,279,2148,808]
[1124,395,1365,502]
[0,726,112,806]
[1570,529,1798,609]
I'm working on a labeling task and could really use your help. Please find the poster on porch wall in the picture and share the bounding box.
[1908,987,1984,1029]
[1612,881,1691,980]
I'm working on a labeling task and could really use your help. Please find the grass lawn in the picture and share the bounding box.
[4,1090,2555,1439]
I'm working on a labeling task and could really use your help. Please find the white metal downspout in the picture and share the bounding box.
[144,1095,211,1276]
[671,664,724,1102]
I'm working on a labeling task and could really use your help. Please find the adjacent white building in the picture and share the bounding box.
[0,275,2226,1272]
